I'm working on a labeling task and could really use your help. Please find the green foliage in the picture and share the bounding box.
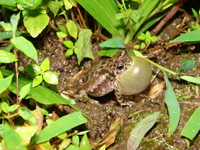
[171,30,200,44]
[135,31,157,49]
[25,58,58,87]
[181,107,200,140]
[77,0,177,44]
[127,112,160,150]
[163,72,180,136]
[179,59,198,73]
[0,50,18,63]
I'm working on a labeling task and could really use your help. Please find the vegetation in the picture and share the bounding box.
[0,0,200,149]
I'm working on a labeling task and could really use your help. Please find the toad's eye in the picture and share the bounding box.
[116,64,124,70]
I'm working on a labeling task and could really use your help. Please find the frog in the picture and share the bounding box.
[64,50,152,105]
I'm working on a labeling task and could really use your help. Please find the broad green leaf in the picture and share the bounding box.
[25,64,42,76]
[0,22,12,31]
[19,107,37,125]
[47,0,62,16]
[0,50,18,63]
[56,31,67,39]
[63,0,76,10]
[16,0,42,10]
[163,72,180,136]
[171,30,200,43]
[0,0,16,6]
[10,12,20,35]
[75,29,94,64]
[0,74,13,94]
[179,59,197,73]
[80,134,90,150]
[0,31,22,40]
[2,123,26,150]
[98,49,120,57]
[76,0,125,37]
[66,20,77,39]
[11,36,38,63]
[23,9,50,38]
[180,76,200,84]
[40,58,50,72]
[19,83,31,99]
[65,48,74,56]
[43,71,58,85]
[1,102,9,113]
[33,112,87,144]
[7,104,20,112]
[1,68,81,113]
[100,37,125,48]
[32,75,43,87]
[64,40,74,48]
[72,135,80,146]
[16,126,38,146]
[65,144,82,150]
[127,112,160,150]
[181,107,200,140]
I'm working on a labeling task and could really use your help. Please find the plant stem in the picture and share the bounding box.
[144,58,178,76]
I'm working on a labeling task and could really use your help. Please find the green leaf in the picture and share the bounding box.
[76,0,125,37]
[33,112,87,144]
[65,145,82,150]
[16,126,38,146]
[181,107,200,140]
[47,0,62,16]
[100,37,125,48]
[2,123,26,150]
[1,68,82,114]
[63,0,76,10]
[98,49,120,57]
[0,0,16,6]
[43,71,58,85]
[0,50,18,63]
[40,58,50,72]
[66,20,78,39]
[171,30,200,43]
[25,64,42,76]
[75,29,94,65]
[64,40,74,48]
[1,102,9,113]
[0,31,22,40]
[0,22,12,31]
[19,107,36,125]
[137,33,146,40]
[80,134,91,150]
[163,72,180,136]
[179,59,197,73]
[127,112,160,150]
[191,8,198,18]
[65,48,74,56]
[16,0,42,10]
[7,104,20,112]
[10,12,20,35]
[0,74,13,94]
[11,36,38,63]
[19,83,31,99]
[180,76,200,84]
[23,10,50,38]
[32,75,43,87]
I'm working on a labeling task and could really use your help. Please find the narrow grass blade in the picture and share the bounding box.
[33,112,87,144]
[163,72,180,136]
[76,0,125,37]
